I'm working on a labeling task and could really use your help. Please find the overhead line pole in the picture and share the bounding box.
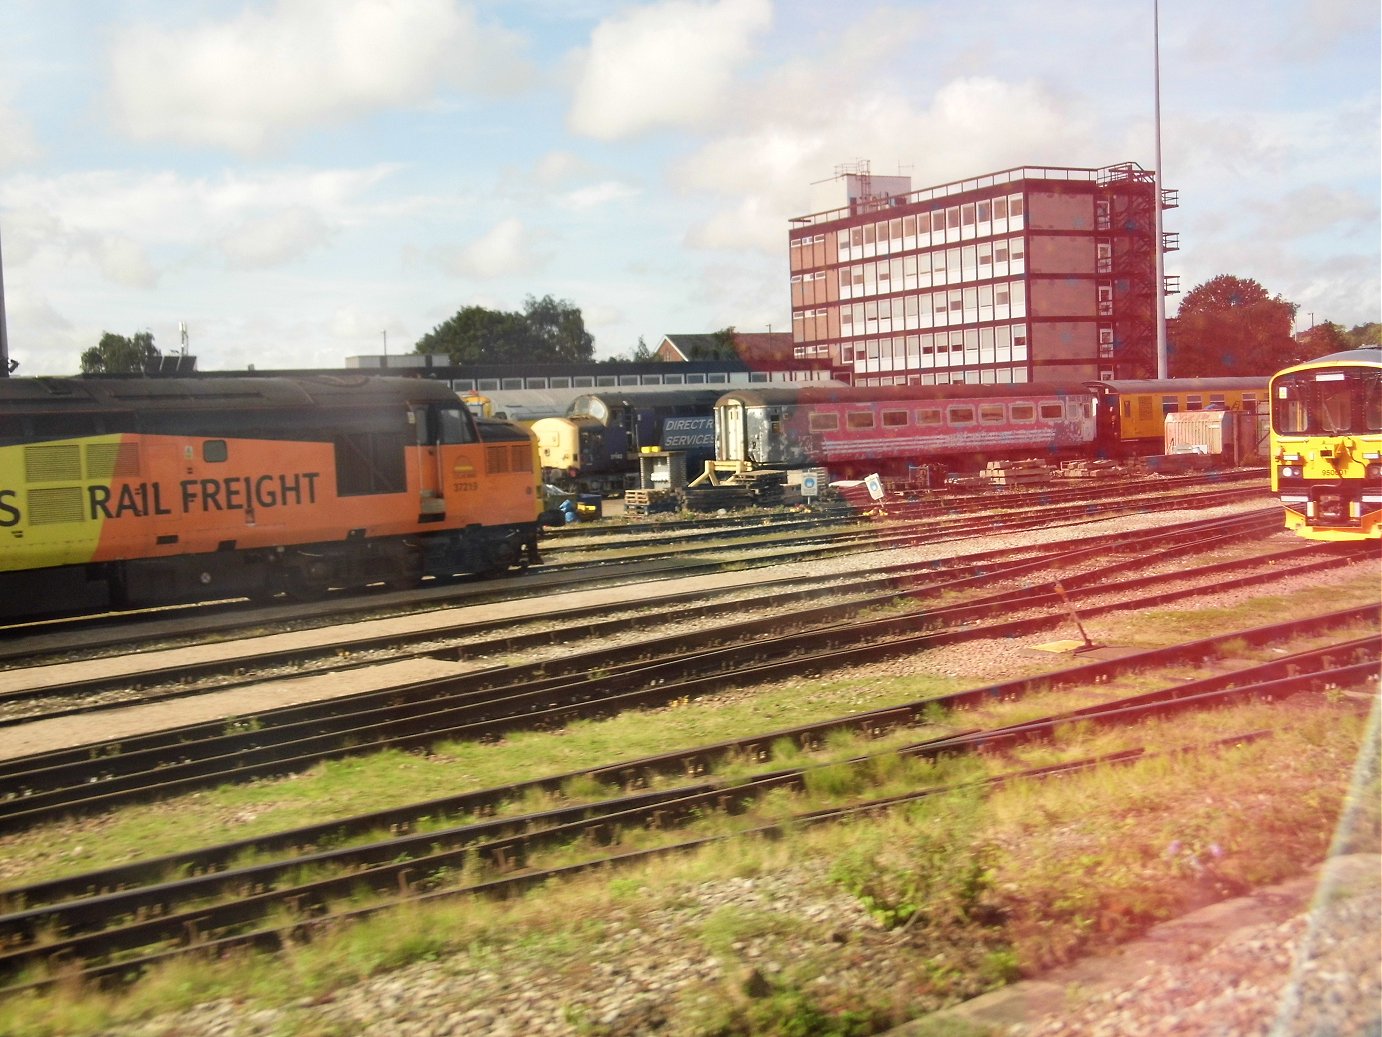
[1153,0,1169,378]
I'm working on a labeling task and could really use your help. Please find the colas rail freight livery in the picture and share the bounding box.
[0,374,543,619]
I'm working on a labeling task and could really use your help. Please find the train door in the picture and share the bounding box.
[412,401,474,521]
[717,398,748,461]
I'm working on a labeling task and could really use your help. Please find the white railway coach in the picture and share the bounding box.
[713,382,1098,479]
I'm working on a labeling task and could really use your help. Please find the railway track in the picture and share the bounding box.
[0,477,1267,670]
[0,516,1368,831]
[0,508,1283,722]
[0,611,1373,994]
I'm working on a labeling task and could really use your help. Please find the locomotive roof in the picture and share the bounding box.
[568,387,726,407]
[1273,347,1382,374]
[715,381,1093,407]
[0,374,457,411]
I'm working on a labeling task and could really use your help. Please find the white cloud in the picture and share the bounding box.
[0,93,39,170]
[676,76,1095,254]
[562,180,638,209]
[436,217,542,278]
[568,0,772,140]
[218,206,335,269]
[106,0,533,154]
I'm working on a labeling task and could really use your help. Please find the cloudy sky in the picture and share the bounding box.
[0,0,1376,376]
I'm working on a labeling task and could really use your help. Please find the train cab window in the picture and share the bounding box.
[979,404,1005,423]
[436,405,473,444]
[809,413,839,432]
[846,411,876,430]
[203,440,228,463]
[881,410,908,427]
[1038,402,1062,420]
[947,405,975,425]
[1010,403,1035,422]
[916,407,942,426]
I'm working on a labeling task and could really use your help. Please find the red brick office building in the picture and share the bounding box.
[788,162,1177,386]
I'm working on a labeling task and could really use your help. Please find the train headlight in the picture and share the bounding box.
[1279,465,1299,479]
[1367,462,1382,480]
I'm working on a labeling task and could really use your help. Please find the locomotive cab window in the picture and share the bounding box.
[203,440,228,463]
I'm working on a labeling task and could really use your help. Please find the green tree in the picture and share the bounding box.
[80,331,160,375]
[678,326,740,360]
[521,295,594,362]
[415,296,595,365]
[1296,321,1351,360]
[1167,276,1298,376]
[609,336,659,363]
[1345,322,1381,348]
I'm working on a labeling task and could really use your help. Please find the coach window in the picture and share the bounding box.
[947,405,975,425]
[203,440,228,463]
[847,411,876,430]
[882,410,908,428]
[979,404,1004,423]
[1186,395,1203,411]
[1010,403,1035,422]
[1161,396,1178,416]
[1038,402,1063,420]
[809,413,839,433]
[916,407,942,426]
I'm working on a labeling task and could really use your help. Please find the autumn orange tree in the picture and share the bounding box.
[1167,275,1299,376]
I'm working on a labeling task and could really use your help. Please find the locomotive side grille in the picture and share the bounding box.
[510,444,532,472]
[25,444,82,483]
[86,442,141,479]
[485,445,510,474]
[27,487,85,525]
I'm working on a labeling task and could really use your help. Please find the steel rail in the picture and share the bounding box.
[3,635,1369,992]
[0,481,1265,665]
[0,510,1277,717]
[0,536,1367,831]
[0,514,1294,781]
[7,605,1372,913]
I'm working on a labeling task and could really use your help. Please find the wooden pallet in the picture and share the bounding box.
[983,459,1051,487]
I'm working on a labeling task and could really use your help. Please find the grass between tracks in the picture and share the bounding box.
[0,568,1379,1036]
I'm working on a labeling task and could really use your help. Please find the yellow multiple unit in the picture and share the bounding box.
[1092,378,1268,451]
[1268,348,1382,540]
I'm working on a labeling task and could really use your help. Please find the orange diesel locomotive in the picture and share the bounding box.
[0,375,542,618]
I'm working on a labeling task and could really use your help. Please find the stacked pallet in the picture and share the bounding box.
[623,488,678,517]
[983,459,1051,487]
[683,469,788,511]
[1058,459,1123,479]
